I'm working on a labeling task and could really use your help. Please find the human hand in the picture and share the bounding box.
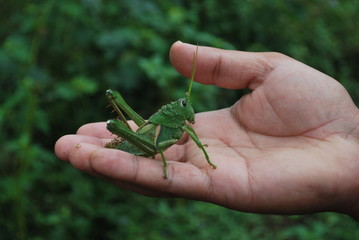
[55,41,359,218]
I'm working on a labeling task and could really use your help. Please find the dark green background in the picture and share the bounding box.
[1,0,359,239]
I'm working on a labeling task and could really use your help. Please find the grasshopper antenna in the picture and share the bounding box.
[186,45,198,101]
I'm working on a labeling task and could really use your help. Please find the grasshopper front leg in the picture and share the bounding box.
[159,150,168,179]
[157,139,180,179]
[183,124,217,169]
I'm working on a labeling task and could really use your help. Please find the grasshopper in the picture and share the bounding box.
[105,47,216,178]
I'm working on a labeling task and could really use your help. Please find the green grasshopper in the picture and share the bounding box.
[105,47,216,178]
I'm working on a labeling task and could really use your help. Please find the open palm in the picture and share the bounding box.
[55,42,359,217]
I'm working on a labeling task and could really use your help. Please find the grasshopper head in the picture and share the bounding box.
[149,46,198,127]
[178,98,195,124]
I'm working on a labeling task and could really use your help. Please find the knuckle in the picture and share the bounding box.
[211,52,223,85]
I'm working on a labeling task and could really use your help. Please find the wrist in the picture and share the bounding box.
[340,138,359,220]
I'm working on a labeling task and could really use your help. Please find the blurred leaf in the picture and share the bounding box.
[70,76,98,94]
[54,76,98,100]
[3,35,30,64]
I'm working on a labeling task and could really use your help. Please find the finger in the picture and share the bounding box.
[169,41,279,90]
[54,134,106,161]
[55,135,173,196]
[77,122,112,138]
[66,142,214,200]
[56,129,186,164]
[106,177,175,198]
[68,143,174,196]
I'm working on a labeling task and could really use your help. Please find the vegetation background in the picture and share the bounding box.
[1,0,359,239]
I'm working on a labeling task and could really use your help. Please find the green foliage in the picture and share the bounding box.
[1,0,359,239]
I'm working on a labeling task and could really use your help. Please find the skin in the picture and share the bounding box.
[55,41,359,219]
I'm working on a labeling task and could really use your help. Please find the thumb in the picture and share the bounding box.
[169,41,276,90]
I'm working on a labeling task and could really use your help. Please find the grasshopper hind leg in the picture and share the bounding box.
[106,119,157,156]
[106,89,146,128]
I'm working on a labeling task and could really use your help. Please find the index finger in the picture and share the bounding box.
[169,41,278,90]
[77,122,113,138]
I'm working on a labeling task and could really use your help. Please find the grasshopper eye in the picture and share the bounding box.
[180,99,187,107]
